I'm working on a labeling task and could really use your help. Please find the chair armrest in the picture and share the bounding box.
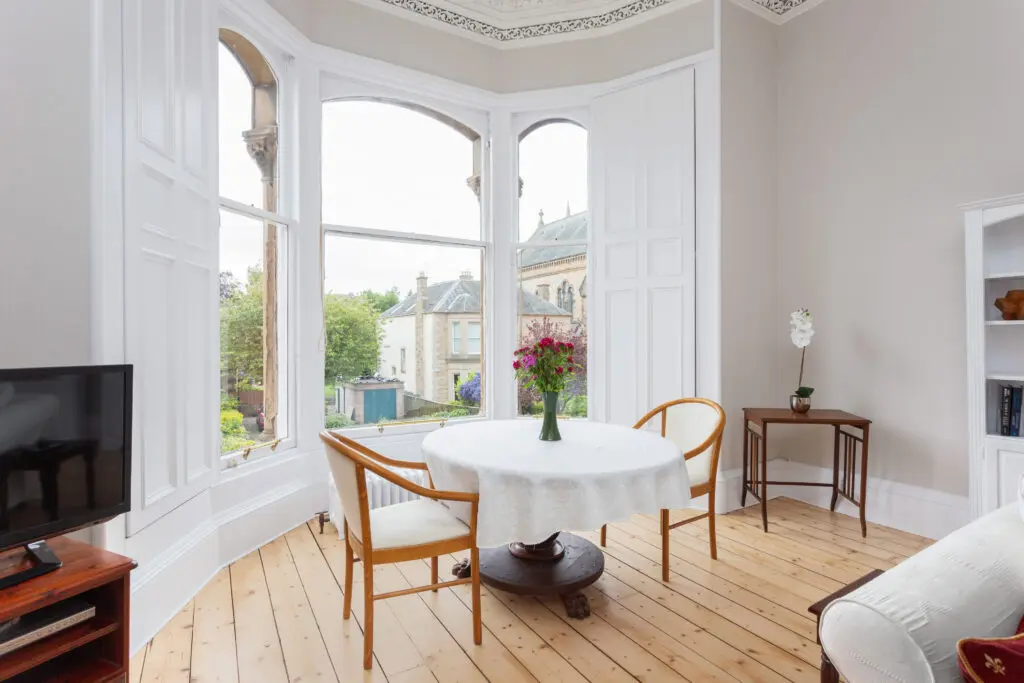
[329,431,430,471]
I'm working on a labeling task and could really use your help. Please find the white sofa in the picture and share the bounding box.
[820,504,1024,682]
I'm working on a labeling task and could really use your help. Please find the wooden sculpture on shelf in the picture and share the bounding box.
[995,290,1024,320]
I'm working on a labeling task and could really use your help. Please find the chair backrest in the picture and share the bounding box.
[321,431,369,543]
[638,398,726,484]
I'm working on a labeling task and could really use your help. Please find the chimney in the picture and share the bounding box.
[537,283,550,301]
[537,209,545,228]
[415,273,427,396]
[459,271,473,281]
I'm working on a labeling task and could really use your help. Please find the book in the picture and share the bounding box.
[1013,387,1023,437]
[1001,384,1012,436]
[0,599,95,657]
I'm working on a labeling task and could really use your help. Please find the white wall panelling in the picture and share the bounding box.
[591,67,697,425]
[123,0,219,535]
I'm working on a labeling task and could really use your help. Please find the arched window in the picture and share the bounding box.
[321,100,484,426]
[217,30,289,465]
[516,120,588,417]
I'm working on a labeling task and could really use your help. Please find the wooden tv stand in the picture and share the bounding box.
[0,536,135,682]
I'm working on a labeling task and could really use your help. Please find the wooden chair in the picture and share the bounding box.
[599,398,725,582]
[320,430,482,670]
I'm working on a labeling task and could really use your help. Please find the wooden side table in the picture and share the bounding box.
[742,408,872,536]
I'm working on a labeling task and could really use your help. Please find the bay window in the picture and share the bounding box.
[218,32,292,466]
[516,121,589,418]
[322,100,485,428]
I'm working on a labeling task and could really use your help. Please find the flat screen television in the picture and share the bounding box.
[0,365,132,587]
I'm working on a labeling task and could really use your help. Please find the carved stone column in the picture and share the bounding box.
[245,126,279,439]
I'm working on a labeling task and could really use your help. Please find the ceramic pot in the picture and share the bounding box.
[790,395,811,414]
[539,391,562,441]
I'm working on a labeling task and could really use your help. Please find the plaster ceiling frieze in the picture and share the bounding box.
[367,0,816,43]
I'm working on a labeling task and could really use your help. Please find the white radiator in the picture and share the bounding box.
[327,467,430,534]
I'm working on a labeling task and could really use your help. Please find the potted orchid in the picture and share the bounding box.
[513,338,577,441]
[790,308,815,413]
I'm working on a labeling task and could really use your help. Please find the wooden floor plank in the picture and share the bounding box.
[230,551,289,683]
[190,568,239,683]
[285,525,388,682]
[130,642,149,683]
[394,558,539,683]
[260,535,339,683]
[150,505,934,683]
[140,601,194,683]
[312,521,426,677]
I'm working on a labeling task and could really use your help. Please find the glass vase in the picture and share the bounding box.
[539,391,562,441]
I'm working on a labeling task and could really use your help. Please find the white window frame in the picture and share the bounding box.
[511,111,592,419]
[468,321,482,356]
[216,22,298,467]
[319,81,491,437]
[451,320,462,355]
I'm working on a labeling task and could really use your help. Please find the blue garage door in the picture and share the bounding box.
[363,388,397,423]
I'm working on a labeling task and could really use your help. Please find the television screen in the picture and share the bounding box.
[0,365,132,551]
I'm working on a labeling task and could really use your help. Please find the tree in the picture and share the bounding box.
[220,266,265,388]
[359,287,401,313]
[517,318,587,414]
[324,294,383,382]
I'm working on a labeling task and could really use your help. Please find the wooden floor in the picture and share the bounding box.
[130,498,933,683]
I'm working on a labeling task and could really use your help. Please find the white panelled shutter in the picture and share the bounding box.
[591,68,697,426]
[123,0,219,534]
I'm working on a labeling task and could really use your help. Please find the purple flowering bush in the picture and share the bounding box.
[457,372,481,405]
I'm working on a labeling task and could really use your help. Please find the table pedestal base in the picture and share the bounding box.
[452,532,604,619]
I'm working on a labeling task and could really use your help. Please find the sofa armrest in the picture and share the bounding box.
[820,505,1024,683]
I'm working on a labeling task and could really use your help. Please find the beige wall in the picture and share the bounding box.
[0,1,94,368]
[267,0,713,92]
[776,0,1024,495]
[719,0,779,473]
[519,257,587,322]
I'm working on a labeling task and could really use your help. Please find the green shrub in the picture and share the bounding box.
[221,433,256,454]
[325,413,355,429]
[220,393,240,412]
[220,409,246,437]
[563,395,588,417]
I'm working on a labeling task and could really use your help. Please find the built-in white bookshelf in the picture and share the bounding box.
[965,193,1024,517]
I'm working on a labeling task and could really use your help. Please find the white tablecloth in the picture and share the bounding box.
[422,420,691,548]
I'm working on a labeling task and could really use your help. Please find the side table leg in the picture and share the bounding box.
[741,422,749,507]
[830,426,840,511]
[452,558,472,578]
[821,651,839,683]
[761,425,769,532]
[859,424,870,538]
[562,592,591,619]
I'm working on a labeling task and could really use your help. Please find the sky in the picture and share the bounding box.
[217,44,588,298]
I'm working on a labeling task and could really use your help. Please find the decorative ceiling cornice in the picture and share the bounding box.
[364,0,817,44]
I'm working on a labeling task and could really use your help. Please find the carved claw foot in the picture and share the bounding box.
[561,592,591,619]
[452,558,472,579]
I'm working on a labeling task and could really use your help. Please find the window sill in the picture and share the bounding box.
[219,437,297,475]
[336,415,487,440]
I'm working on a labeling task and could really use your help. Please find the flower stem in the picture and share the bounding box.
[797,347,805,389]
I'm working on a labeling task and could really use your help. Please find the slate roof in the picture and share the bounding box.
[520,212,588,268]
[383,278,569,318]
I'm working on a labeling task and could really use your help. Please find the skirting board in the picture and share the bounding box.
[129,479,325,653]
[710,459,969,540]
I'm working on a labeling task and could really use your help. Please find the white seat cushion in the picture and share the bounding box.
[366,499,470,550]
[686,450,711,487]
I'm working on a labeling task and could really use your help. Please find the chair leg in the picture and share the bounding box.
[431,556,439,591]
[343,524,354,619]
[471,546,482,645]
[660,509,670,582]
[600,524,607,547]
[708,488,718,560]
[363,559,374,670]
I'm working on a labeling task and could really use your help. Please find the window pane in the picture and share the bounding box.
[323,234,484,427]
[218,44,265,209]
[220,210,286,458]
[517,248,587,418]
[519,122,588,242]
[468,322,481,355]
[322,101,481,240]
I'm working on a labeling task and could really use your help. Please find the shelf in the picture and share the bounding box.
[988,374,1024,382]
[8,653,121,683]
[987,433,1024,441]
[985,271,1024,280]
[0,616,118,680]
[986,320,1024,326]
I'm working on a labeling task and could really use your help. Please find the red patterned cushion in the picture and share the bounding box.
[958,618,1024,682]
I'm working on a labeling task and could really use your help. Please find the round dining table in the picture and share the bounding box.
[422,419,691,617]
